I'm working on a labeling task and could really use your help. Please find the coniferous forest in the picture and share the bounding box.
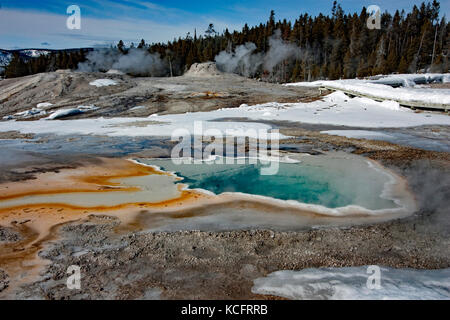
[4,1,449,81]
[4,49,89,79]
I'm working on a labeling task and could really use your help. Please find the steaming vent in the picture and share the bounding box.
[184,62,223,77]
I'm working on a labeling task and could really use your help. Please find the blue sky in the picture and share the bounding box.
[1,0,448,49]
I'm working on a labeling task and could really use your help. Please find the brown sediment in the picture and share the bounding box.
[0,189,207,294]
[280,128,450,165]
[188,91,230,99]
[0,222,59,298]
[0,131,35,140]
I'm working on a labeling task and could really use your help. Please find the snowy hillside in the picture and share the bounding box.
[20,49,51,58]
[0,49,52,67]
[0,50,12,66]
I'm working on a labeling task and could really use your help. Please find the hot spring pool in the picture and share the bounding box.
[140,152,414,214]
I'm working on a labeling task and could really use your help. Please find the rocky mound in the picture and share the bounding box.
[184,62,223,77]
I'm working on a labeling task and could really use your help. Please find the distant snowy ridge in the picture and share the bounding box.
[0,51,12,66]
[0,48,93,68]
[20,49,50,58]
[0,49,50,66]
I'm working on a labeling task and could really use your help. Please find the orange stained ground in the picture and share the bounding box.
[0,157,209,297]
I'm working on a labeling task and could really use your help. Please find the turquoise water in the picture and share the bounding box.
[142,154,399,210]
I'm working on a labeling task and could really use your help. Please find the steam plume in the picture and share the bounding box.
[78,48,167,76]
[215,30,301,78]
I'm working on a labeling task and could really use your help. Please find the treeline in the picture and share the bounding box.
[4,49,89,78]
[4,1,449,81]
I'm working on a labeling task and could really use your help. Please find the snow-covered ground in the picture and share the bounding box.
[288,76,450,107]
[367,73,450,87]
[151,91,450,128]
[290,73,450,88]
[0,91,449,137]
[0,117,277,138]
[252,266,450,300]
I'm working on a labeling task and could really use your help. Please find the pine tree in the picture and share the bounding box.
[5,53,28,78]
[138,39,146,49]
[398,56,409,73]
[205,24,217,38]
[117,40,125,54]
[291,60,302,81]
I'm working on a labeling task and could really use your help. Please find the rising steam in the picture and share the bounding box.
[215,30,301,78]
[215,42,263,77]
[78,48,167,76]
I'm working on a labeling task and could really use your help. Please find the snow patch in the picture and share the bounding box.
[106,69,124,75]
[47,105,98,120]
[36,102,53,109]
[3,108,47,120]
[89,79,118,87]
[129,106,146,111]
